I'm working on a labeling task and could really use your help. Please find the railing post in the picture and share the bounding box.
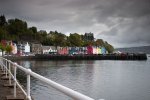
[0,60,2,70]
[6,60,8,78]
[1,59,4,71]
[14,63,17,98]
[8,61,12,85]
[0,58,2,70]
[27,69,32,100]
[3,60,5,73]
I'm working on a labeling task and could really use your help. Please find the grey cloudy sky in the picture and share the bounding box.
[0,0,150,48]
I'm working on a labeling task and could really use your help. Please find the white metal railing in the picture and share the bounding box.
[0,57,96,100]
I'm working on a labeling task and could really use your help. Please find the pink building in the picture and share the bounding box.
[87,46,93,54]
[58,47,69,55]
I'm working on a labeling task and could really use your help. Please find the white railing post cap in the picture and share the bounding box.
[26,68,32,74]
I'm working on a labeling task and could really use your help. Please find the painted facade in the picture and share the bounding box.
[87,46,93,54]
[17,42,30,55]
[42,46,50,54]
[31,43,42,54]
[11,43,17,54]
[7,41,17,54]
[24,42,30,53]
[42,46,57,54]
[69,47,77,55]
[58,47,68,55]
[0,40,108,55]
[49,46,57,54]
[98,47,101,54]
[101,47,106,54]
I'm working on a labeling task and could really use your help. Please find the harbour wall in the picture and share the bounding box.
[4,54,147,61]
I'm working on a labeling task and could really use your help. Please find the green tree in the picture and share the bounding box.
[95,39,105,46]
[29,26,37,33]
[0,27,8,41]
[5,45,12,55]
[55,33,67,47]
[7,18,28,40]
[0,43,5,56]
[68,33,83,46]
[104,41,114,53]
[0,15,7,27]
[47,31,67,47]
[37,30,48,43]
[42,37,53,45]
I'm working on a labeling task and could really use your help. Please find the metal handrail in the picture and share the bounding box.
[0,57,95,100]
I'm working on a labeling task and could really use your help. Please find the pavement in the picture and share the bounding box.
[0,69,27,100]
[0,69,12,100]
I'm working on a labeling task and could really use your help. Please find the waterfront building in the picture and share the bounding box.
[49,46,57,54]
[17,42,30,55]
[6,41,17,54]
[24,42,30,53]
[17,43,23,55]
[42,46,50,54]
[101,47,106,54]
[83,47,87,54]
[93,46,98,54]
[31,43,42,54]
[57,47,62,54]
[69,47,77,55]
[1,40,7,46]
[78,47,85,54]
[57,47,63,54]
[98,47,102,54]
[96,47,99,54]
[58,47,69,55]
[0,50,2,56]
[64,47,69,54]
[11,43,17,54]
[87,46,93,54]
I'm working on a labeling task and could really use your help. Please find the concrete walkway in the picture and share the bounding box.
[0,69,12,99]
[0,69,26,100]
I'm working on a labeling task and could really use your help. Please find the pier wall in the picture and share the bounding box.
[4,54,147,61]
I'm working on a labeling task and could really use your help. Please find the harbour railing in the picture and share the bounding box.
[0,57,95,100]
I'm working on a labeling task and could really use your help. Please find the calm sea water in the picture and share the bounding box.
[17,57,150,100]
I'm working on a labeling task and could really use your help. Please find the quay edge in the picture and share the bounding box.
[4,53,147,61]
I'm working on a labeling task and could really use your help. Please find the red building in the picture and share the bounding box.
[1,40,7,46]
[87,46,93,54]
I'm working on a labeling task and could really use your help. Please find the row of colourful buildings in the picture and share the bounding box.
[0,40,107,56]
[57,46,107,55]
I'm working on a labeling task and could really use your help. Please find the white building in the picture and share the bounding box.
[0,50,2,56]
[49,46,57,54]
[42,46,57,54]
[17,42,30,55]
[93,46,97,54]
[42,46,51,54]
[12,43,17,54]
[24,42,30,53]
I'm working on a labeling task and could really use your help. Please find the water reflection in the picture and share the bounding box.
[17,60,150,100]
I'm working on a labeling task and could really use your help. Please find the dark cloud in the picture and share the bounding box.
[0,0,150,47]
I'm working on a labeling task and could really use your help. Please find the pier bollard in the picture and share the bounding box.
[27,68,32,100]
